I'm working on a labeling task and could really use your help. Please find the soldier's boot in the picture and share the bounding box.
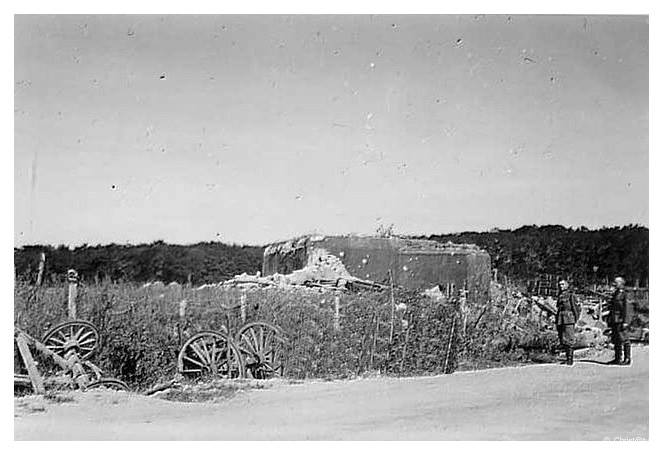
[622,343,632,366]
[565,347,574,366]
[608,344,623,365]
[558,345,568,364]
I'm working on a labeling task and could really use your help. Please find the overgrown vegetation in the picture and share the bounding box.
[420,224,648,286]
[15,282,467,388]
[458,284,559,370]
[16,278,619,389]
[14,241,264,285]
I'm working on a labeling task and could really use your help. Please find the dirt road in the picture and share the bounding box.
[15,346,648,440]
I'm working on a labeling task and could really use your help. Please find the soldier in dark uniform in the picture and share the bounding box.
[606,277,632,365]
[556,280,580,365]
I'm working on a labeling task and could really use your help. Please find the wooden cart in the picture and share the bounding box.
[14,320,129,394]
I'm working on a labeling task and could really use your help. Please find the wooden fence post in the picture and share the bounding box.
[178,299,187,346]
[370,311,379,370]
[388,270,396,344]
[459,294,468,336]
[443,318,457,374]
[240,292,247,323]
[36,252,46,286]
[334,293,341,332]
[400,315,411,373]
[67,269,79,320]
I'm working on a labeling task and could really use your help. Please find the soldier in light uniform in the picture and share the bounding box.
[556,280,580,365]
[606,277,632,365]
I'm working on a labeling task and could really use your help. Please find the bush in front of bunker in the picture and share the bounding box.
[15,281,565,387]
[15,282,466,385]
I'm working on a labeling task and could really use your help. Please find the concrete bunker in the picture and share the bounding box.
[263,235,491,303]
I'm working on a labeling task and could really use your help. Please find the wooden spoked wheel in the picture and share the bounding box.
[42,320,100,360]
[177,331,244,379]
[236,322,285,379]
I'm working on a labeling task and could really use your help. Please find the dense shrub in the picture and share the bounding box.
[20,278,633,387]
[14,282,462,388]
[14,241,264,285]
[456,283,560,369]
[421,224,648,287]
[459,305,558,369]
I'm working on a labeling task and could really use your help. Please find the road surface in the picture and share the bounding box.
[15,346,648,440]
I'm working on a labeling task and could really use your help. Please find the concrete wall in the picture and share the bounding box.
[263,236,491,303]
[262,239,307,275]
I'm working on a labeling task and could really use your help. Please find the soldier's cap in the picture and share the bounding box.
[614,277,625,285]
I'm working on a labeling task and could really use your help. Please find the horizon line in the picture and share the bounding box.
[14,222,649,250]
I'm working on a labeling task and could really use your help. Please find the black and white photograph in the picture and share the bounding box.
[11,8,651,441]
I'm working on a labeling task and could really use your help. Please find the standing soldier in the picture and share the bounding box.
[556,280,580,365]
[606,277,632,365]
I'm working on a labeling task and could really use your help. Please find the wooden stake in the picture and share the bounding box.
[472,304,489,329]
[67,269,79,320]
[443,318,457,374]
[240,293,247,323]
[36,252,46,286]
[503,274,509,315]
[16,332,45,394]
[400,317,410,373]
[460,295,468,336]
[370,311,379,369]
[333,293,341,332]
[388,270,396,344]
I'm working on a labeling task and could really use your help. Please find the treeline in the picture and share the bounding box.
[14,225,648,287]
[420,224,648,287]
[14,241,264,285]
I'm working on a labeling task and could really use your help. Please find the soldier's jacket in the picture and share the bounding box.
[555,289,580,326]
[607,288,632,326]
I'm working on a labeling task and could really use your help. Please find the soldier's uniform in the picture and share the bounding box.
[607,288,632,365]
[556,289,580,365]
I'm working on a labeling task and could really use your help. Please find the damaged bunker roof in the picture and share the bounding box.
[264,235,488,256]
[390,237,487,254]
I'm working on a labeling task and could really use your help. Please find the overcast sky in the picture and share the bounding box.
[14,15,648,247]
